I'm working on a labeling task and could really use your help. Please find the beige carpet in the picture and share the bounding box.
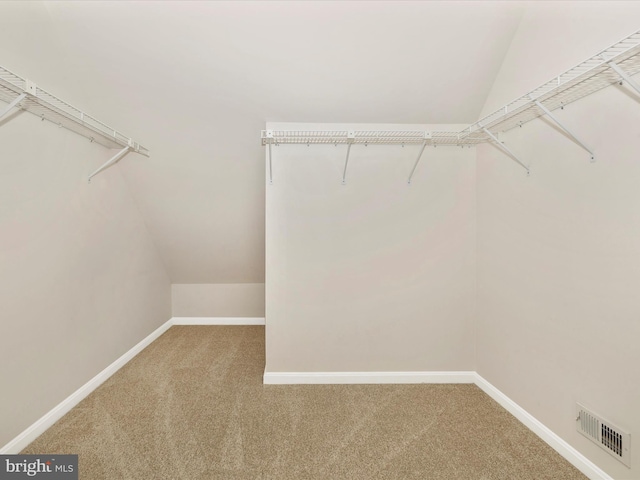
[23,326,586,479]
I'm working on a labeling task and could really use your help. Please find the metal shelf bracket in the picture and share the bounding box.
[0,65,150,177]
[260,31,640,181]
[341,131,355,185]
[608,61,640,96]
[0,93,26,123]
[532,98,595,162]
[407,131,432,185]
[482,126,529,174]
[265,130,274,185]
[88,142,132,182]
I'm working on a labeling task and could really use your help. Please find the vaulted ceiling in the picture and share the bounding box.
[0,1,525,283]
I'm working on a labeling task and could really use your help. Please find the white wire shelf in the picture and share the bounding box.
[461,29,640,142]
[0,64,149,156]
[262,29,640,154]
[261,130,482,147]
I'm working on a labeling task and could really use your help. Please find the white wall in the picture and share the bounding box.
[172,283,265,317]
[265,123,476,372]
[0,2,523,287]
[476,5,640,478]
[0,105,171,448]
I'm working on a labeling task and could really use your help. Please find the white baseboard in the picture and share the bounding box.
[1,317,265,453]
[0,328,610,480]
[171,317,265,325]
[474,374,611,480]
[263,370,609,479]
[0,318,174,454]
[263,371,476,385]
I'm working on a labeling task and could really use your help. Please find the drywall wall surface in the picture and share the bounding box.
[266,123,476,373]
[476,7,640,478]
[172,284,265,317]
[0,106,171,447]
[0,1,523,286]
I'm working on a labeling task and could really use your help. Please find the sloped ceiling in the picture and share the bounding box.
[0,1,524,283]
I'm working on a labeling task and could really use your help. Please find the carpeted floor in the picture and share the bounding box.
[23,326,586,479]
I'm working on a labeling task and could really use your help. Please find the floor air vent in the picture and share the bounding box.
[576,403,631,468]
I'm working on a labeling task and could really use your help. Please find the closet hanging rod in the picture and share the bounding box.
[0,64,149,157]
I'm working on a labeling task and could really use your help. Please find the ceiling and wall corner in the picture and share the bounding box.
[479,1,640,118]
[0,0,523,284]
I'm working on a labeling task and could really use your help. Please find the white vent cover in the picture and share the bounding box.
[576,403,631,468]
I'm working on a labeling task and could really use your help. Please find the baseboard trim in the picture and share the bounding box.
[263,370,609,479]
[474,374,611,480]
[0,318,174,454]
[1,334,610,480]
[171,317,265,325]
[1,317,265,453]
[263,371,476,385]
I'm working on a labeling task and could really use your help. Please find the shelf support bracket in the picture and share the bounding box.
[407,142,427,185]
[265,130,274,185]
[407,132,432,185]
[88,145,132,182]
[341,131,355,185]
[608,61,640,96]
[482,127,529,174]
[0,93,27,123]
[533,99,595,162]
[268,142,273,185]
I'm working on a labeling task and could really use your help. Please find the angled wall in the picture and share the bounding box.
[0,106,171,448]
[476,5,640,479]
[265,122,476,373]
